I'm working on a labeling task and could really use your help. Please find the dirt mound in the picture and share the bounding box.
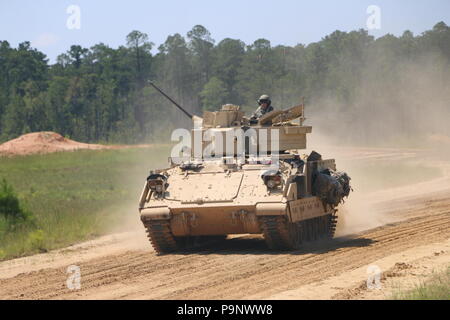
[0,132,111,156]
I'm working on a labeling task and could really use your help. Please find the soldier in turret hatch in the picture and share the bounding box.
[250,94,274,124]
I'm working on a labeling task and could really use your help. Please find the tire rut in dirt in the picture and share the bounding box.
[1,210,448,300]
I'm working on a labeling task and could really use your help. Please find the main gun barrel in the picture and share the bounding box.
[148,81,194,119]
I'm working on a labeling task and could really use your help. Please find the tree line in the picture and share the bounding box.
[0,22,449,144]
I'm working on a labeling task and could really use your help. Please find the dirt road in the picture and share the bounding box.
[0,147,449,300]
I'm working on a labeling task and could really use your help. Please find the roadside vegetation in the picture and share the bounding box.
[0,23,449,147]
[392,267,450,300]
[0,145,170,260]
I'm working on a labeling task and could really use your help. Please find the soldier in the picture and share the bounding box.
[250,94,274,123]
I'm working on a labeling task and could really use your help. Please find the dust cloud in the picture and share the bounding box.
[307,52,450,148]
[103,146,171,247]
[305,54,450,236]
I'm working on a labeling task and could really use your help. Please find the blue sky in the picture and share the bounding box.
[1,0,449,62]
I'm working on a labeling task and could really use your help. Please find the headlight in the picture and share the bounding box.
[261,169,282,189]
[266,175,282,188]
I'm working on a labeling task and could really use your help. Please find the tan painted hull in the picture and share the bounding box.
[140,196,332,237]
[138,156,343,252]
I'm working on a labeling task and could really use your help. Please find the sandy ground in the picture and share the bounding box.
[0,146,449,300]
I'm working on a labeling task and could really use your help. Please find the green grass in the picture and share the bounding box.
[0,146,171,260]
[392,267,450,300]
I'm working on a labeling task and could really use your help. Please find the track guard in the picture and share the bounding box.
[255,203,287,216]
[140,207,171,221]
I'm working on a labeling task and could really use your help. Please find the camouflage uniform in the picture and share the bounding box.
[251,94,274,122]
[251,105,274,119]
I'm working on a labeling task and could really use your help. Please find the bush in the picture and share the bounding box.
[0,178,34,230]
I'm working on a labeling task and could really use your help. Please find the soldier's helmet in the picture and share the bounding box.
[257,94,271,106]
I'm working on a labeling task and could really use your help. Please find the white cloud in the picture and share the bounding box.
[31,33,59,48]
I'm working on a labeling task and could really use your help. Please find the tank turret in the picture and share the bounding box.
[149,80,311,158]
[192,103,311,158]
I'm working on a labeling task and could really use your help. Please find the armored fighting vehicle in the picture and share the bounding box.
[139,82,351,253]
